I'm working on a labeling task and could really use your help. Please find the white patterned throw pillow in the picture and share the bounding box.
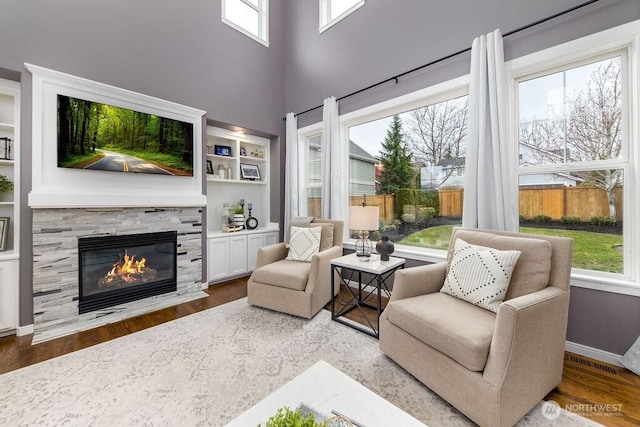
[440,238,521,313]
[286,226,322,262]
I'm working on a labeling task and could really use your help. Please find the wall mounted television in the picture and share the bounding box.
[57,95,194,176]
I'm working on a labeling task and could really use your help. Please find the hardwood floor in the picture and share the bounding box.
[1,278,638,426]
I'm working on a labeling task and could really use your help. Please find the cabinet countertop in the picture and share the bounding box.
[207,226,279,239]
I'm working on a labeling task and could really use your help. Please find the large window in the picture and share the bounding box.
[297,22,639,293]
[515,52,629,278]
[305,134,322,218]
[346,92,468,250]
[319,0,365,33]
[222,0,269,47]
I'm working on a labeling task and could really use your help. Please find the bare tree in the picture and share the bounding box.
[405,96,468,187]
[568,59,622,217]
[518,57,623,217]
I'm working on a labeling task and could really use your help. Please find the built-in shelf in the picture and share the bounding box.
[239,155,267,162]
[207,154,237,161]
[207,225,279,239]
[0,78,19,334]
[206,176,267,184]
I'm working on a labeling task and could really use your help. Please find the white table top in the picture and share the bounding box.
[226,360,426,427]
[330,253,405,274]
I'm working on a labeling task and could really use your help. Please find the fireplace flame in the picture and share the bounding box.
[105,252,148,284]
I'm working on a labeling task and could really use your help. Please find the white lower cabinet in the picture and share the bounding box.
[247,234,264,272]
[208,237,231,282]
[229,235,248,275]
[0,258,18,333]
[207,229,279,283]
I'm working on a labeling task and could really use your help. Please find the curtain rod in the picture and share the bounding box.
[283,0,601,121]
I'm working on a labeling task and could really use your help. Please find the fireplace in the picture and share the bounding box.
[77,231,178,314]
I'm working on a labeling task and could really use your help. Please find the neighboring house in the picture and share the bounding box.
[307,139,377,197]
[349,141,378,196]
[421,158,465,189]
[421,144,581,189]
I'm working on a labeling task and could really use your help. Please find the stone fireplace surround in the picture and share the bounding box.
[26,64,209,344]
[32,207,205,344]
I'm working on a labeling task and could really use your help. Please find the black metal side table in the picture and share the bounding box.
[330,253,405,338]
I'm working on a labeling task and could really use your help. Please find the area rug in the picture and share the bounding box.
[0,299,598,426]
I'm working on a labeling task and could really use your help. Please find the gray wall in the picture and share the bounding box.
[0,0,286,325]
[2,0,639,355]
[284,0,640,356]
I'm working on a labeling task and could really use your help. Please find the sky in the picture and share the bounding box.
[348,116,393,159]
[347,56,613,160]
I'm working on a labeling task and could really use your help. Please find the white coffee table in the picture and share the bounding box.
[226,360,426,427]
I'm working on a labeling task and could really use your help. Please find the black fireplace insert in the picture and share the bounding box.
[78,231,177,314]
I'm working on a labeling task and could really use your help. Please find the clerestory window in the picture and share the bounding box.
[222,0,269,47]
[319,0,365,33]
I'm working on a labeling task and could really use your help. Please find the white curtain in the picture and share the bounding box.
[321,97,344,219]
[284,112,303,240]
[621,336,640,375]
[462,29,517,231]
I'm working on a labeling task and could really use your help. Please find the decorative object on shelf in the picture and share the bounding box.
[206,160,214,175]
[240,163,260,180]
[240,146,247,156]
[217,164,226,179]
[0,217,9,251]
[232,214,245,228]
[0,175,14,193]
[215,145,231,156]
[376,235,395,261]
[349,198,380,262]
[232,201,245,229]
[245,203,258,230]
[0,137,12,160]
[221,202,230,228]
[227,164,232,179]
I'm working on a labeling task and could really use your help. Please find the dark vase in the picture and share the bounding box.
[376,235,395,261]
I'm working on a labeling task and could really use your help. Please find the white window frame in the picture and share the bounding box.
[507,20,640,296]
[298,124,324,216]
[299,20,640,296]
[221,0,270,47]
[338,76,471,264]
[319,0,365,34]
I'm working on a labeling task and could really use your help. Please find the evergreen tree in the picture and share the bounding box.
[378,115,415,195]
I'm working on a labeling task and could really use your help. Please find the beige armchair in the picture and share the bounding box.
[379,227,573,427]
[247,219,344,319]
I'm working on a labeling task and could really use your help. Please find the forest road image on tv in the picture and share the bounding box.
[57,95,194,177]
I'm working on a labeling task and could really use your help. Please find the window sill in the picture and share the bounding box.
[221,17,269,48]
[344,240,640,297]
[319,0,365,34]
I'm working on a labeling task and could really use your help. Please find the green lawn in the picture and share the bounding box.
[398,224,623,273]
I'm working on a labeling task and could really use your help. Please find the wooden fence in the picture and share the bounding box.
[439,186,623,221]
[308,187,621,224]
[307,194,395,224]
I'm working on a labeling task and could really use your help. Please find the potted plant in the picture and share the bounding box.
[259,407,326,427]
[232,203,245,229]
[0,175,14,201]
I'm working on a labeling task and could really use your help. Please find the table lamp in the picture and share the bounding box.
[349,205,380,262]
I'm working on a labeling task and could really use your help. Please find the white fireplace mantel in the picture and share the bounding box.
[26,63,206,209]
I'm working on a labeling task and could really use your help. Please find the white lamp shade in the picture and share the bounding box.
[349,206,380,230]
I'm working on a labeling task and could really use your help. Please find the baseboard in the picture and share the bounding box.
[565,340,623,367]
[16,324,34,337]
